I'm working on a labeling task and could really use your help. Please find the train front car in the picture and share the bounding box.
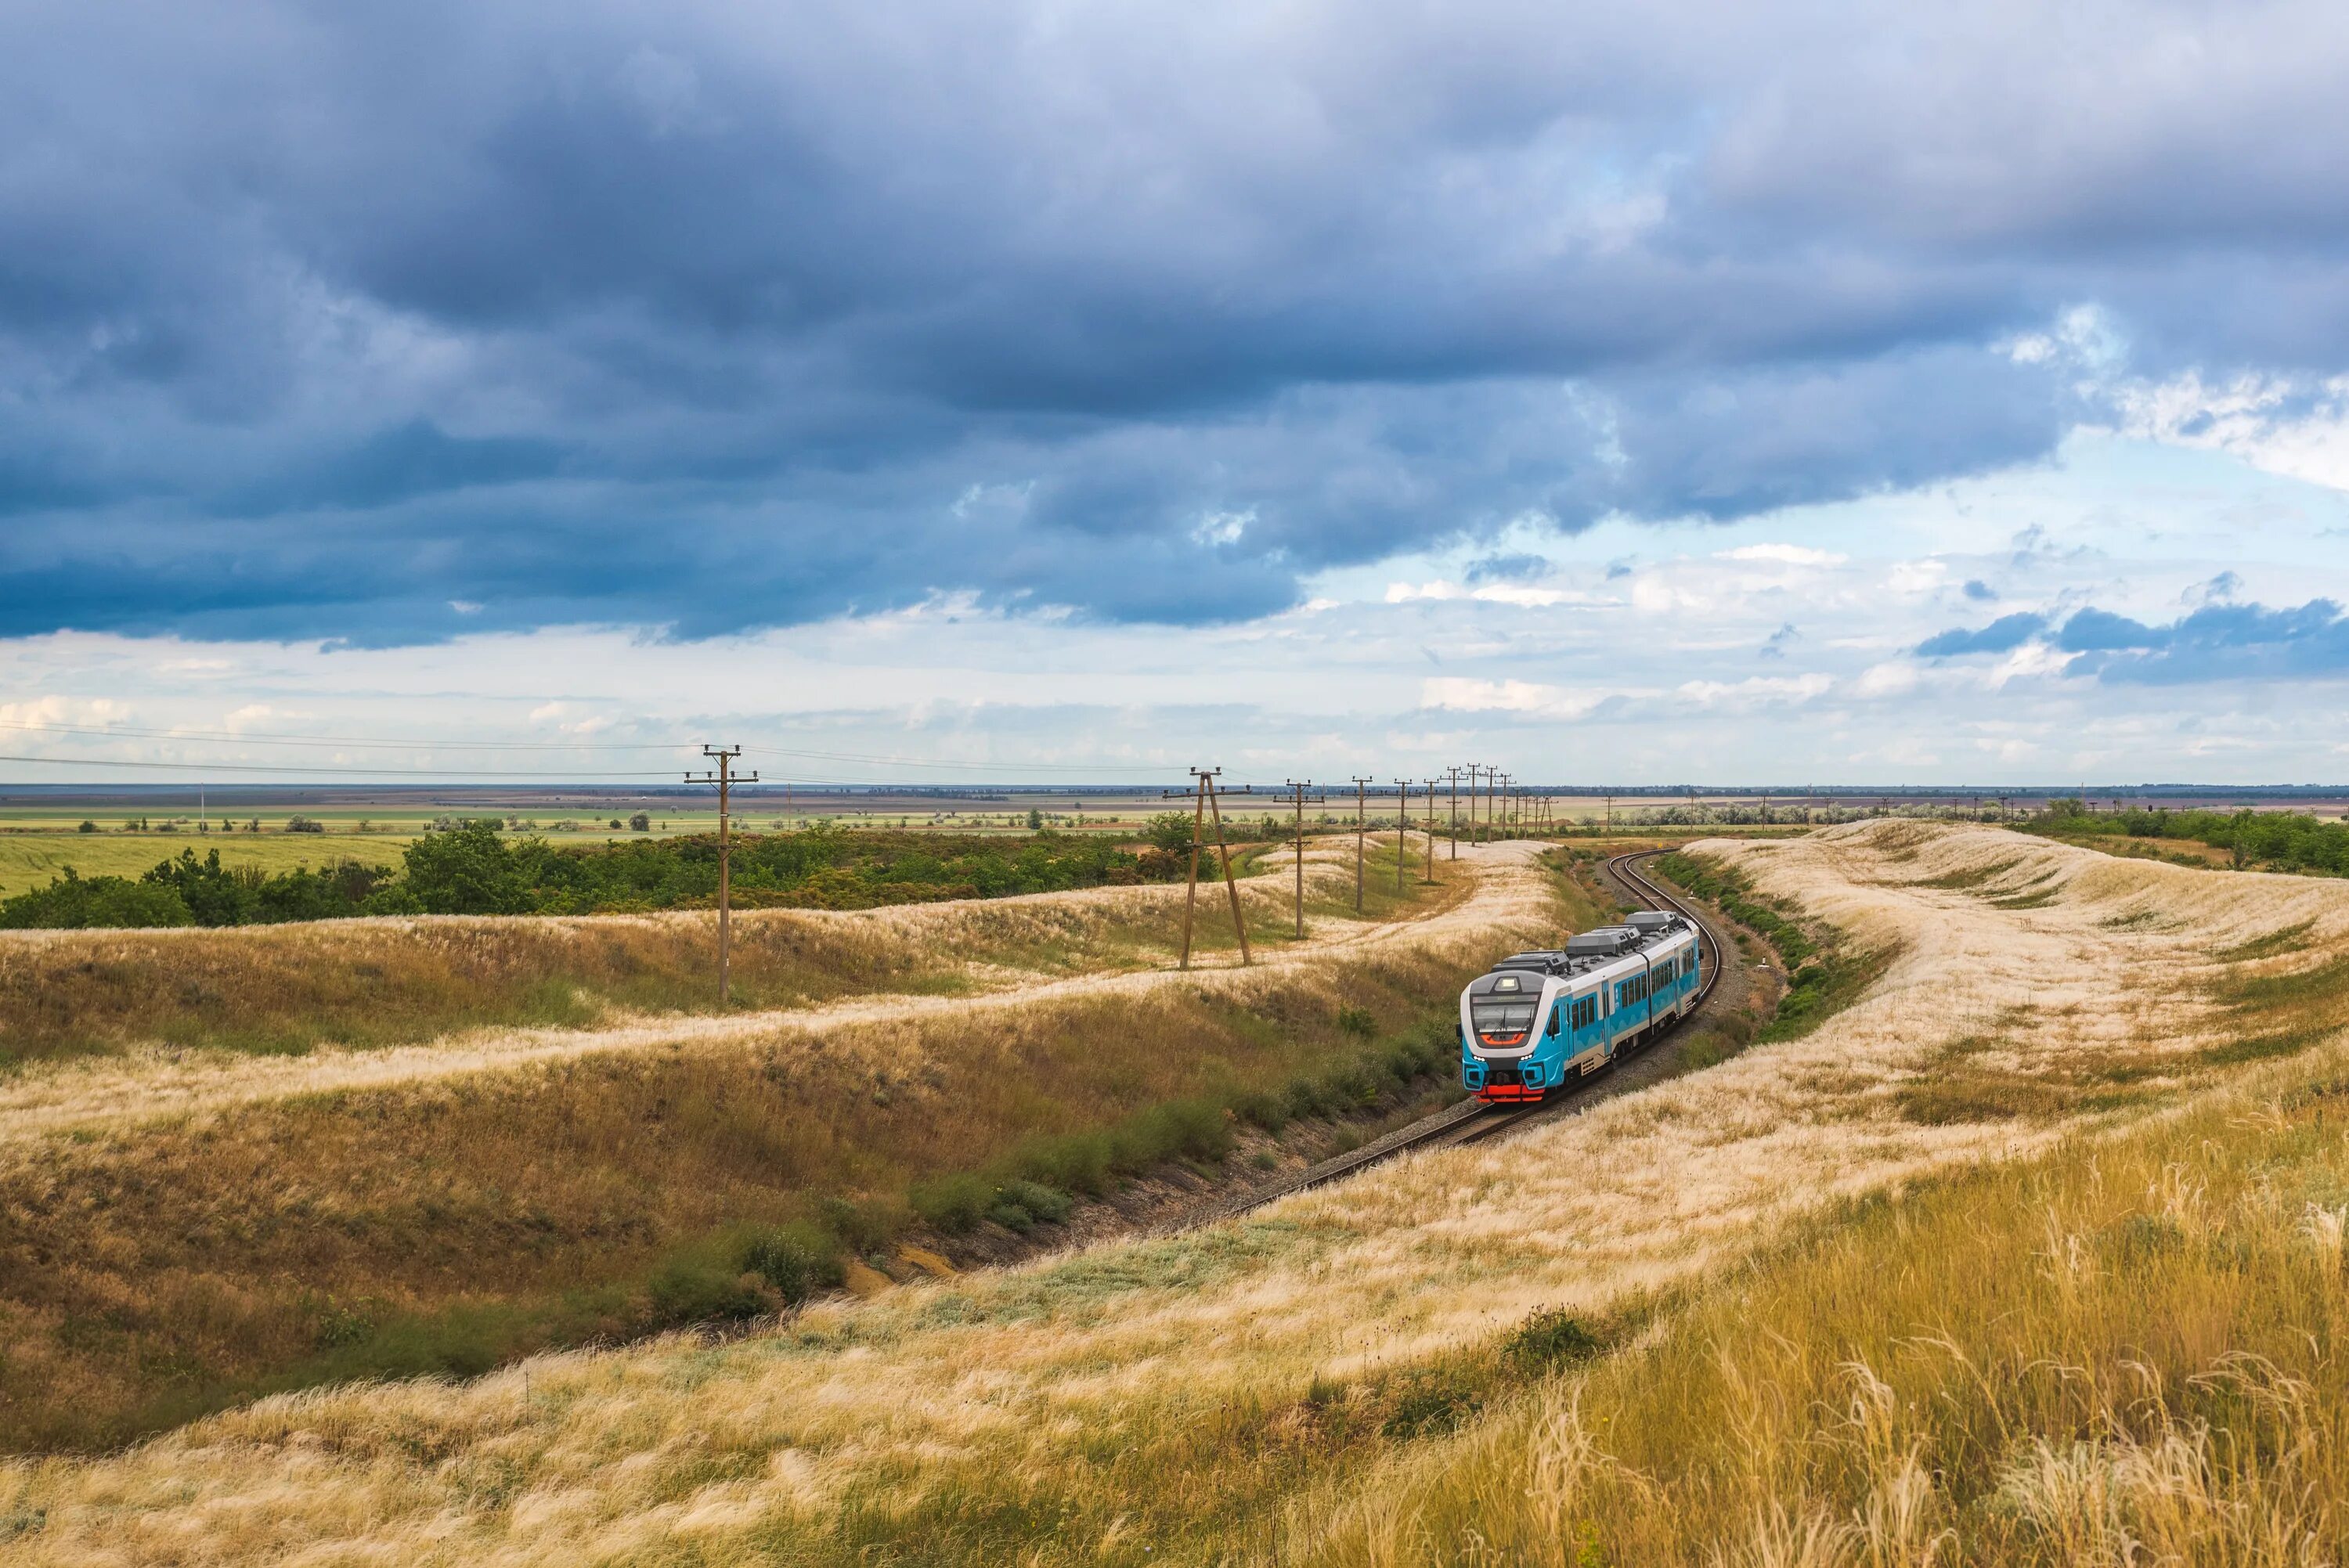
[1459,952,1568,1102]
[1461,917,1698,1102]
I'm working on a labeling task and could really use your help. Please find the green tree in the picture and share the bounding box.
[0,868,194,929]
[1144,812,1196,854]
[401,820,529,914]
[76,820,96,834]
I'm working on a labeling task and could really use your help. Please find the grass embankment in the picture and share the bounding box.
[0,841,1491,1454]
[0,840,1439,1070]
[0,947,1479,1453]
[1289,1044,2349,1563]
[1659,848,1893,1047]
[1286,860,2349,1561]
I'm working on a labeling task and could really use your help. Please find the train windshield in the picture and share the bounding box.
[1470,998,1538,1047]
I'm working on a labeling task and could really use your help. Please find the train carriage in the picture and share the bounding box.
[1460,908,1701,1103]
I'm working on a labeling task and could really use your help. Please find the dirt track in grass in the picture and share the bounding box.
[0,841,1539,1145]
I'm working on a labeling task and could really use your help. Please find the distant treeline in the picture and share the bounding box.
[2032,798,2349,874]
[0,823,1200,929]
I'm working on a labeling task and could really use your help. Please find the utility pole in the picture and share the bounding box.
[1352,776,1373,912]
[1391,777,1413,892]
[1285,781,1326,938]
[685,745,760,1004]
[1166,769,1251,970]
[1422,778,1440,883]
[1448,766,1460,860]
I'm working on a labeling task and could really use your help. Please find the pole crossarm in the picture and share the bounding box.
[1168,768,1254,970]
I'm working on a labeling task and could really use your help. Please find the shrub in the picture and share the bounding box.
[629,813,651,831]
[644,1256,768,1326]
[1382,1365,1483,1438]
[76,820,96,834]
[1337,1005,1378,1040]
[1503,1307,1604,1372]
[819,1196,904,1253]
[994,1179,1072,1227]
[0,869,194,930]
[909,1173,992,1234]
[738,1224,841,1306]
[285,815,326,834]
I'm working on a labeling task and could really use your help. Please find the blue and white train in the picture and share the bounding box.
[1459,911,1702,1102]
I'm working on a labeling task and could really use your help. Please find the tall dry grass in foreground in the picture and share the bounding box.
[1286,1046,2349,1565]
[8,820,2339,1564]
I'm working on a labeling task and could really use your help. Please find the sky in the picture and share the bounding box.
[9,1,2349,786]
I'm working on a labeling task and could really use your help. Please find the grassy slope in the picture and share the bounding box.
[0,842,1498,1454]
[0,838,1423,1069]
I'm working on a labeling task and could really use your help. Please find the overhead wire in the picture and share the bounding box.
[0,718,1186,780]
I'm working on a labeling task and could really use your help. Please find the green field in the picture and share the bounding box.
[0,833,431,899]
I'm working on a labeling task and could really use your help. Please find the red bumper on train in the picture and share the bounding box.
[1476,1083,1548,1104]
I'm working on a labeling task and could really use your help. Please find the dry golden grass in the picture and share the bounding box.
[10,820,2340,1564]
[0,831,1455,1072]
[0,840,1535,1456]
[0,837,1478,1139]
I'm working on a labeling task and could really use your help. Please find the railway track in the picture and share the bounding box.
[1167,848,1729,1232]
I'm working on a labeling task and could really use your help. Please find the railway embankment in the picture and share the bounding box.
[0,838,1525,1452]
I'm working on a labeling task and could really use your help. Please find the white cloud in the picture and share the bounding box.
[1192,509,1254,546]
[1852,661,1921,698]
[1385,579,1586,608]
[1885,560,1947,594]
[1674,673,1833,707]
[1717,543,1847,566]
[2115,371,2349,492]
[1419,677,1614,719]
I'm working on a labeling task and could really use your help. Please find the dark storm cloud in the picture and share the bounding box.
[8,0,2349,641]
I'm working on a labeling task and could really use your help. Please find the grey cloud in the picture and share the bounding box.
[6,1,2349,640]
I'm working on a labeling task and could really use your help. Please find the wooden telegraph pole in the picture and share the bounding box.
[685,744,760,1004]
[1285,781,1326,938]
[1422,777,1440,883]
[1166,768,1251,970]
[1352,776,1373,912]
[1448,765,1460,860]
[1391,777,1413,892]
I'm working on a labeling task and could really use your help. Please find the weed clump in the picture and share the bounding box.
[1380,1364,1484,1439]
[1503,1307,1606,1372]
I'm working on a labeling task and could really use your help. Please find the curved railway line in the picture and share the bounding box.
[1169,848,1732,1232]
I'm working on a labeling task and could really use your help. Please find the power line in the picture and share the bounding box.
[0,717,1186,777]
[0,717,688,752]
[0,752,680,779]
